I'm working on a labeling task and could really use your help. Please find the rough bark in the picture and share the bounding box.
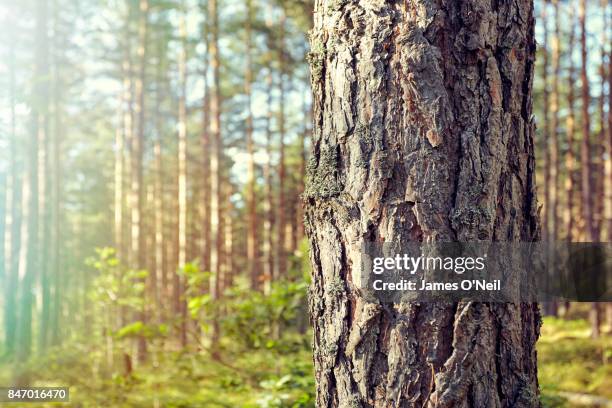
[305,1,540,406]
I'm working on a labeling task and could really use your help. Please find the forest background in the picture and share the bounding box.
[0,0,610,406]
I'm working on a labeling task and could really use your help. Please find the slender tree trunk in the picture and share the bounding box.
[296,94,309,249]
[114,1,129,267]
[153,38,166,321]
[594,0,612,331]
[592,0,608,239]
[121,10,134,268]
[153,140,164,301]
[541,2,550,242]
[608,0,612,242]
[565,0,576,243]
[201,3,211,277]
[36,0,52,353]
[50,0,62,345]
[276,7,287,279]
[223,182,233,289]
[607,0,612,332]
[580,0,594,242]
[263,69,275,295]
[115,94,125,265]
[3,28,19,358]
[601,0,611,241]
[578,0,600,338]
[262,5,275,295]
[245,0,258,290]
[15,0,47,368]
[550,0,560,242]
[132,0,148,362]
[544,0,562,317]
[306,1,540,405]
[38,76,51,354]
[209,0,222,349]
[177,1,188,347]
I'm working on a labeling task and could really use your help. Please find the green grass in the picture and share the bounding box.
[538,316,612,407]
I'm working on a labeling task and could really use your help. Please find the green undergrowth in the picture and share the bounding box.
[0,333,315,408]
[539,316,612,407]
[1,312,610,407]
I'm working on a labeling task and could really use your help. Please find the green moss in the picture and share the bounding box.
[307,40,326,82]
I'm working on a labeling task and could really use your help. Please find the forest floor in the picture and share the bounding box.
[539,315,612,407]
[0,313,610,407]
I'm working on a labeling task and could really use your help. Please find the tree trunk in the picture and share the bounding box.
[608,0,612,243]
[545,0,562,318]
[177,1,188,347]
[201,3,211,277]
[38,70,51,354]
[36,0,51,354]
[296,94,310,249]
[276,7,287,280]
[245,0,258,290]
[565,0,576,243]
[305,1,540,406]
[550,0,560,243]
[602,0,611,241]
[209,0,222,349]
[3,27,19,358]
[16,0,47,366]
[263,67,275,295]
[607,0,612,333]
[50,0,62,345]
[262,5,275,295]
[121,10,133,268]
[578,0,601,338]
[579,0,593,242]
[541,2,550,242]
[132,0,148,362]
[153,38,166,321]
[114,96,125,262]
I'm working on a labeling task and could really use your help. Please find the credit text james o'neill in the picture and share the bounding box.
[370,253,501,292]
